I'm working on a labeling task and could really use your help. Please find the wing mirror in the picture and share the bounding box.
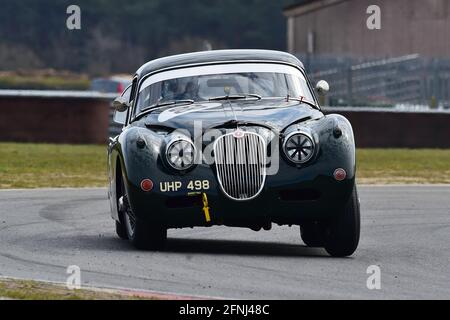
[315,80,330,96]
[113,96,130,112]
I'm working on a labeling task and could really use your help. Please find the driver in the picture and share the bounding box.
[170,77,199,101]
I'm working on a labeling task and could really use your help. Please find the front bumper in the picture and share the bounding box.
[126,161,355,229]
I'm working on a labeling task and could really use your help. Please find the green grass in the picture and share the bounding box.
[0,143,449,189]
[0,143,106,189]
[357,149,450,184]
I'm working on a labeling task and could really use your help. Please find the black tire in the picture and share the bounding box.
[116,166,167,250]
[324,185,360,257]
[115,221,128,240]
[128,219,167,251]
[300,222,324,247]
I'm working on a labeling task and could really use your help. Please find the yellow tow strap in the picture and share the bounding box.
[202,193,211,223]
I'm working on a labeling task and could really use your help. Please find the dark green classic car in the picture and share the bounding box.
[108,49,360,257]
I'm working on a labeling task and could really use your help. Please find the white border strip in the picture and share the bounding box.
[140,63,304,92]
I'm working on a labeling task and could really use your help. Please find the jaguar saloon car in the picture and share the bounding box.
[108,49,360,257]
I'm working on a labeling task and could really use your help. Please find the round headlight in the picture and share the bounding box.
[166,139,196,171]
[283,132,315,164]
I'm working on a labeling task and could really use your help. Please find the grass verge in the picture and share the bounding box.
[0,143,449,188]
[0,143,106,189]
[357,149,450,184]
[0,278,151,300]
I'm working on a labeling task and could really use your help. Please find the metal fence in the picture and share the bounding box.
[300,54,450,108]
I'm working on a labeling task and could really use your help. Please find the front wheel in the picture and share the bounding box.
[323,185,360,257]
[126,216,167,251]
[300,222,324,247]
[120,195,167,251]
[115,220,128,240]
[118,176,167,250]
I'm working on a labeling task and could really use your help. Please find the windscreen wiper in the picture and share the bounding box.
[140,99,195,113]
[285,95,318,109]
[133,99,195,121]
[209,93,262,101]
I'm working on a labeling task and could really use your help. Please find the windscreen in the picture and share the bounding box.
[136,63,314,113]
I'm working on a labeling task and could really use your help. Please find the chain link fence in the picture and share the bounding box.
[300,54,450,109]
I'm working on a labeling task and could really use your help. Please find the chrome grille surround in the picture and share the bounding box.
[213,130,267,201]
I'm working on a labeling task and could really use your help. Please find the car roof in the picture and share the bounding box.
[136,49,304,77]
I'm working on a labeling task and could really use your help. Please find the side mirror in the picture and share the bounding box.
[315,80,330,96]
[112,96,129,112]
[113,110,127,125]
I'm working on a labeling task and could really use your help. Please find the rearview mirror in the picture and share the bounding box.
[113,96,129,112]
[315,80,330,96]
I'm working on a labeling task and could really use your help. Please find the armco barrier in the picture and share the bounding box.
[1,90,449,147]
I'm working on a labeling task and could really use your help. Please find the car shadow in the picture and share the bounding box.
[53,235,332,258]
[164,238,329,258]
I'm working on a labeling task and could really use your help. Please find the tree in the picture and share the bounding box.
[0,0,297,74]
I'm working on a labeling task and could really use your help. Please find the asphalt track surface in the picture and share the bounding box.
[0,186,449,299]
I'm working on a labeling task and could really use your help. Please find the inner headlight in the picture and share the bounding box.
[166,138,196,171]
[283,132,315,164]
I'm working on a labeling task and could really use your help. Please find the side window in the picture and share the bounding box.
[129,77,139,119]
[122,84,132,102]
[113,85,132,126]
[129,77,138,102]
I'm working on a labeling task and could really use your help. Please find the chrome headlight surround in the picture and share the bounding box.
[283,131,316,164]
[165,137,196,171]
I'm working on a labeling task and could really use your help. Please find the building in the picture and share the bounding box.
[284,0,450,59]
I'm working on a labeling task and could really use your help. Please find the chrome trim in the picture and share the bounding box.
[165,137,197,171]
[282,131,316,164]
[213,131,266,201]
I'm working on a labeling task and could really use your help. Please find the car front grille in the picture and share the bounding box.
[213,131,266,201]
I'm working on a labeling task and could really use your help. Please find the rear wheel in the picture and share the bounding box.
[323,185,360,257]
